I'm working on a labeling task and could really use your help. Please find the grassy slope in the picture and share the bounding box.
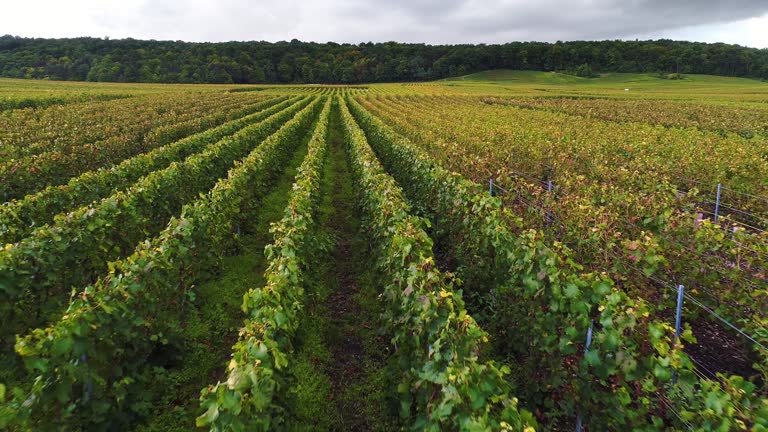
[434,69,768,101]
[446,69,765,85]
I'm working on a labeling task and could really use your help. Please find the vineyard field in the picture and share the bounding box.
[0,72,766,431]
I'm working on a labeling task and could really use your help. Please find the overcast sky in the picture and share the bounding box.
[2,0,767,48]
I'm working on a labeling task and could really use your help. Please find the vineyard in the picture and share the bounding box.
[0,73,766,431]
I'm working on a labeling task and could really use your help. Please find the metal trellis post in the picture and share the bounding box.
[714,183,722,223]
[672,284,684,384]
[546,179,554,225]
[674,284,684,342]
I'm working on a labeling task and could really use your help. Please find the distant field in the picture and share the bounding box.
[436,69,768,101]
[0,73,766,431]
[447,69,765,85]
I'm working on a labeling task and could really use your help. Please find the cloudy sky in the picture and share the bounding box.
[3,0,767,48]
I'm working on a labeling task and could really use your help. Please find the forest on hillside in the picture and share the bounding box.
[1,35,767,84]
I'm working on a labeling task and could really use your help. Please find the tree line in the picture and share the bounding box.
[1,35,766,84]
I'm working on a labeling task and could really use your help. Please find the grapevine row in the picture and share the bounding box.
[0,96,313,335]
[2,96,324,431]
[0,95,295,244]
[0,93,130,112]
[339,97,536,430]
[359,95,768,386]
[197,96,332,430]
[0,92,252,158]
[0,94,276,199]
[347,95,768,430]
[481,96,768,139]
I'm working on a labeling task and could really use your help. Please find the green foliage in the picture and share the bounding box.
[0,93,128,111]
[0,97,312,336]
[0,95,294,245]
[197,97,332,431]
[479,96,768,137]
[346,95,767,430]
[569,63,596,78]
[0,79,765,431]
[2,35,768,84]
[137,120,317,432]
[359,94,768,397]
[0,93,278,199]
[340,97,536,431]
[2,97,324,431]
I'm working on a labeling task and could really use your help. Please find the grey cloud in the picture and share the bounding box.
[350,0,768,43]
[86,0,768,45]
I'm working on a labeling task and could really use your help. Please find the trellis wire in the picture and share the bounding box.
[493,178,768,360]
[489,176,766,429]
[627,263,768,355]
[658,393,696,432]
[494,176,766,287]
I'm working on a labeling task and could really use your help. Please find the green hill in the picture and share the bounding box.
[447,69,765,86]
